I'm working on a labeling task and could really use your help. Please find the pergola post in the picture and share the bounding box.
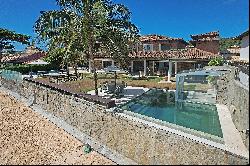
[175,61,178,75]
[101,61,104,69]
[89,59,92,73]
[152,61,155,75]
[144,60,147,76]
[168,61,173,82]
[131,61,134,73]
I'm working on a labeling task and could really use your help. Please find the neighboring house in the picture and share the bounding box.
[0,45,46,64]
[234,30,249,87]
[190,31,220,54]
[238,30,249,62]
[220,45,240,61]
[94,32,221,81]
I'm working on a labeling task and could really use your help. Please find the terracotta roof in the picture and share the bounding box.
[191,31,219,41]
[127,48,219,60]
[1,52,47,63]
[139,34,187,43]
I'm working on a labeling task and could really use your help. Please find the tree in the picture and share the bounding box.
[34,0,139,95]
[0,28,30,58]
[219,37,240,52]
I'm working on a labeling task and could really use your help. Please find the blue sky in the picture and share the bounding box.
[0,0,249,50]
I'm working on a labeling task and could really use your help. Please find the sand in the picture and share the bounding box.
[0,91,115,165]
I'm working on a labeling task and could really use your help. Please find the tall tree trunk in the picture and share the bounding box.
[89,43,98,95]
[85,0,98,95]
[93,64,98,95]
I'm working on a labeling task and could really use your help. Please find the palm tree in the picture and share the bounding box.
[34,0,139,95]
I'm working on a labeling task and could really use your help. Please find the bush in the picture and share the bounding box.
[4,64,60,74]
[208,57,224,66]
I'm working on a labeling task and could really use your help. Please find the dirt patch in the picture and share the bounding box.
[0,91,115,165]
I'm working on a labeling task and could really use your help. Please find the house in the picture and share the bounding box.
[190,31,220,54]
[221,45,240,61]
[234,30,249,87]
[237,30,249,62]
[93,32,220,81]
[0,45,46,64]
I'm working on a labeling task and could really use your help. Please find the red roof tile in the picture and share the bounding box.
[128,48,219,60]
[139,34,186,43]
[191,31,219,41]
[1,52,47,63]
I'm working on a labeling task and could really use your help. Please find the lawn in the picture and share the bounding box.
[35,73,177,93]
[34,73,212,94]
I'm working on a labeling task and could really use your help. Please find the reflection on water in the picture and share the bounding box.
[120,89,223,138]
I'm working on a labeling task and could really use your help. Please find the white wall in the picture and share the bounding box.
[240,35,249,61]
[239,71,249,87]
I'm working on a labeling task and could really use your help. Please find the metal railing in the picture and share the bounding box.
[0,70,23,82]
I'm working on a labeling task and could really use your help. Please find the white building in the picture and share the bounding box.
[238,30,249,62]
[235,30,249,87]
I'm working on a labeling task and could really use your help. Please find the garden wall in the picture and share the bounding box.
[216,66,249,150]
[0,77,249,165]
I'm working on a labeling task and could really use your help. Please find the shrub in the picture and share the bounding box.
[5,64,60,74]
[208,57,224,66]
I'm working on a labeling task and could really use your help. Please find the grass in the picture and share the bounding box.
[35,73,212,94]
[35,73,176,93]
[35,73,215,94]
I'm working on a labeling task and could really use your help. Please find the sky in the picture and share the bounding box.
[0,0,249,51]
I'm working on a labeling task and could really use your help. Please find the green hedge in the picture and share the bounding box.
[5,64,60,74]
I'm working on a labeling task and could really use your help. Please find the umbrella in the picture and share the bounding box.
[104,65,127,88]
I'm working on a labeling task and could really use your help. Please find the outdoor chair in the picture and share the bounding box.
[107,84,116,93]
[69,74,78,81]
[113,85,125,98]
[100,81,108,92]
[121,81,127,88]
[57,75,65,83]
[63,75,69,82]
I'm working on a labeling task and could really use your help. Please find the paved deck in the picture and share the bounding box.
[186,89,217,104]
[216,104,249,158]
[87,86,149,105]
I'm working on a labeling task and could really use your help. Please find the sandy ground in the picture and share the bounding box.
[0,91,115,165]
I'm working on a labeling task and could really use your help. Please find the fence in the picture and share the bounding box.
[0,70,23,82]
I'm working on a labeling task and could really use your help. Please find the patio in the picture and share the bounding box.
[87,86,149,105]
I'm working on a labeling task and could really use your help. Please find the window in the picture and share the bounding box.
[143,44,153,51]
[161,44,171,51]
[103,61,112,68]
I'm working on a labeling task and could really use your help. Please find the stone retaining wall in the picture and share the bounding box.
[216,66,249,150]
[0,78,249,165]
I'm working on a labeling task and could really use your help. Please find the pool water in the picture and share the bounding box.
[120,89,223,138]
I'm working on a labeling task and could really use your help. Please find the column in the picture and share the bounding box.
[144,60,147,76]
[112,60,115,66]
[88,59,92,73]
[175,61,178,75]
[152,61,155,75]
[131,61,134,73]
[168,61,172,82]
[101,60,104,68]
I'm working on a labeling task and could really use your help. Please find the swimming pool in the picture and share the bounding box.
[119,89,223,140]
